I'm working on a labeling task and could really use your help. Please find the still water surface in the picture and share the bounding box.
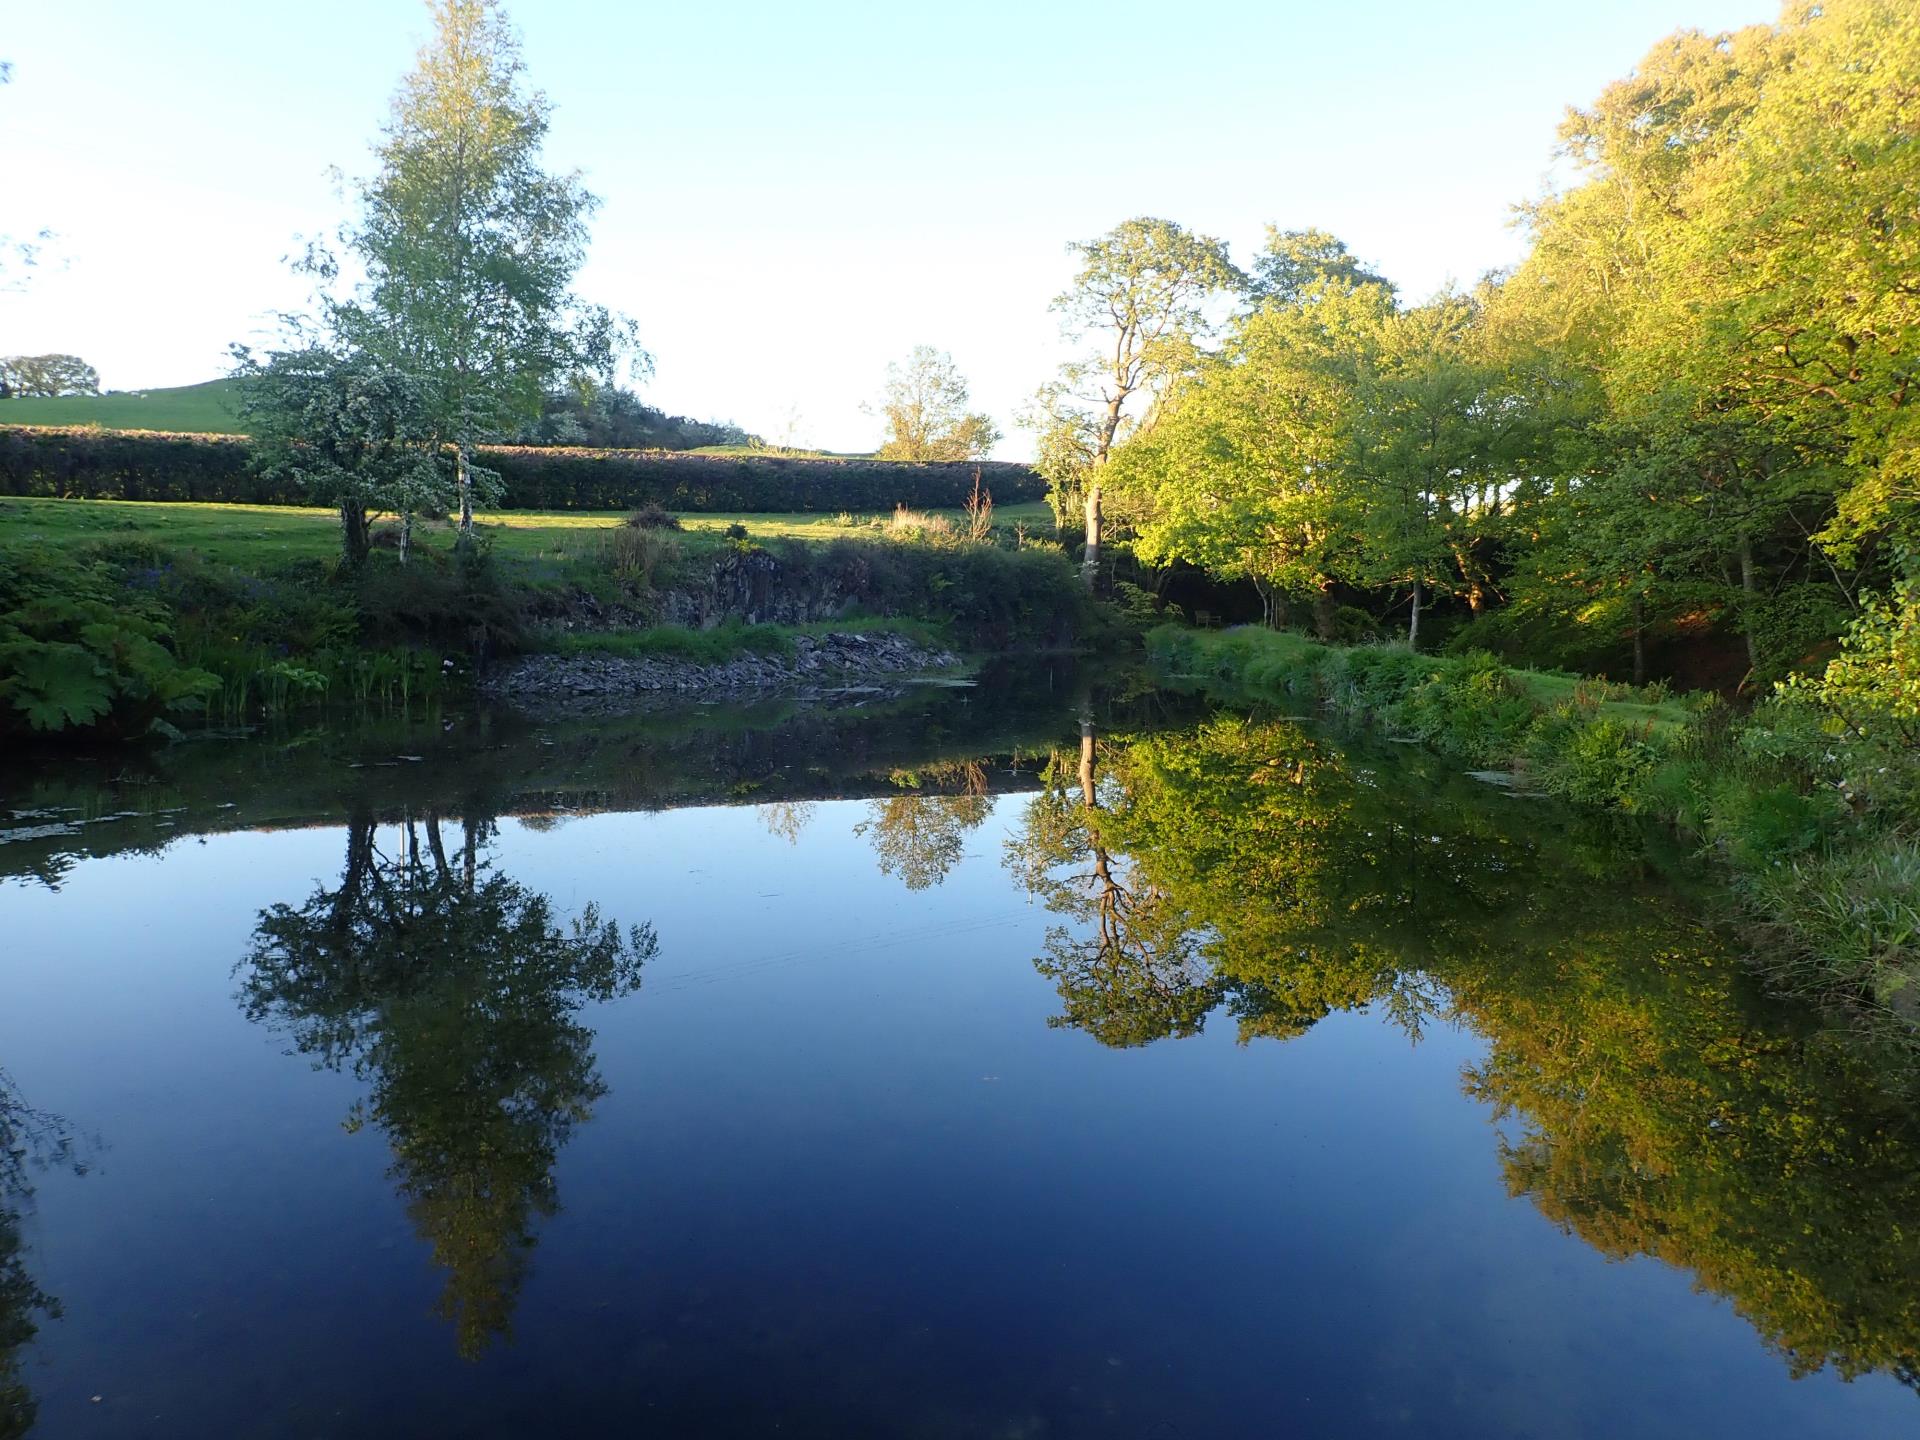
[1,677,1916,1437]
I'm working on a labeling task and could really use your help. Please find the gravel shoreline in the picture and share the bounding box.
[481,630,965,710]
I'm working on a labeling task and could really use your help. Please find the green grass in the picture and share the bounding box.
[0,496,1054,577]
[0,378,245,433]
[1505,669,1692,739]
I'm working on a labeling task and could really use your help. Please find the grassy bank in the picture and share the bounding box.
[0,379,245,432]
[1149,624,1918,1039]
[0,495,1051,567]
[0,497,1079,741]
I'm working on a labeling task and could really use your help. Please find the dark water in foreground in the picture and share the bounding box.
[2,675,1917,1438]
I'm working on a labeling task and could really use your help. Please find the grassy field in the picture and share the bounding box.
[683,443,876,459]
[0,383,885,459]
[0,495,1055,574]
[0,378,246,433]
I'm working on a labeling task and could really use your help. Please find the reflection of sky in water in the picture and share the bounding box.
[2,787,1914,1439]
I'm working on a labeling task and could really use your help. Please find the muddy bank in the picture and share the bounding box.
[482,629,965,710]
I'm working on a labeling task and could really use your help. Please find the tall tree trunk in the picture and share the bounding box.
[1631,593,1647,687]
[1738,530,1761,678]
[341,501,370,570]
[1081,480,1102,591]
[1407,579,1422,650]
[457,443,475,539]
[1312,584,1337,642]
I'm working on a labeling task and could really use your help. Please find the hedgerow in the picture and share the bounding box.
[0,425,1046,512]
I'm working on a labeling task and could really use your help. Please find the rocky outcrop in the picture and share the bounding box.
[482,630,964,711]
[656,546,857,628]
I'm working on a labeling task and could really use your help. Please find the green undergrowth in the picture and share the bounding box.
[1150,623,1919,1042]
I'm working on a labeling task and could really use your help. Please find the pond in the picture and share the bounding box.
[2,670,1916,1438]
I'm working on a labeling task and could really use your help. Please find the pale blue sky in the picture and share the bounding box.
[3,0,1778,455]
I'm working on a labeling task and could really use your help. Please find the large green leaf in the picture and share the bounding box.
[1,641,116,731]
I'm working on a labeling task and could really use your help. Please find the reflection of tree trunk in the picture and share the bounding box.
[425,813,450,879]
[334,814,376,936]
[1079,714,1096,808]
[1078,712,1125,952]
[462,817,478,894]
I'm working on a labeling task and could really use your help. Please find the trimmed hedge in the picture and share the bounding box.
[0,425,1046,512]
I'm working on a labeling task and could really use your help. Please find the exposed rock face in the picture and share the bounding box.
[656,547,856,628]
[482,630,963,711]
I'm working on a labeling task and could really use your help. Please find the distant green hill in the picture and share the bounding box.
[0,378,245,434]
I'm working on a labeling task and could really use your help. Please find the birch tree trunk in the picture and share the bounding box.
[457,442,474,538]
[1081,481,1102,590]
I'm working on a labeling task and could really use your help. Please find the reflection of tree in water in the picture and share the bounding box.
[239,808,656,1359]
[1003,717,1217,1046]
[856,762,993,892]
[1006,714,1920,1393]
[1,1071,88,1440]
[756,800,818,847]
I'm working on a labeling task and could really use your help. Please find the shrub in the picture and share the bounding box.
[884,506,956,540]
[1328,604,1381,644]
[604,526,676,589]
[1521,708,1659,809]
[623,502,681,530]
[1703,779,1836,868]
[1396,651,1537,764]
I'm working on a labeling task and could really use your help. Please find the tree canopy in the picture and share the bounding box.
[0,355,99,399]
[871,347,1000,462]
[326,0,633,538]
[1085,0,1918,680]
